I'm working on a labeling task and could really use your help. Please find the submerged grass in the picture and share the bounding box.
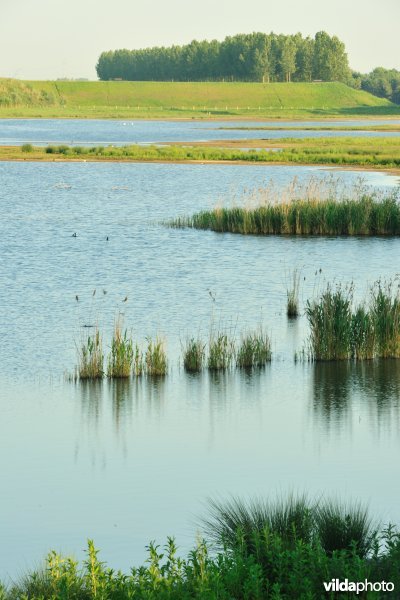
[171,192,400,236]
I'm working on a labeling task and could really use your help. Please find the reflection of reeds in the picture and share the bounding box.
[145,337,168,376]
[77,328,104,379]
[182,337,206,372]
[236,329,271,368]
[107,316,134,378]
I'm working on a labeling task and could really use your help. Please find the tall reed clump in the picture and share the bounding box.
[286,269,301,317]
[107,317,134,378]
[77,328,104,379]
[370,280,400,358]
[208,330,235,371]
[170,192,400,237]
[305,279,400,361]
[306,284,353,361]
[182,337,206,372]
[236,329,271,368]
[145,337,168,376]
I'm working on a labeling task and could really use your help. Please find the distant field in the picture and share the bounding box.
[0,79,398,119]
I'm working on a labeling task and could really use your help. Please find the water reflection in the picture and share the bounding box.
[312,360,400,432]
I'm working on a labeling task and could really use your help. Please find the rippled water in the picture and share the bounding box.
[1,117,400,146]
[1,141,400,578]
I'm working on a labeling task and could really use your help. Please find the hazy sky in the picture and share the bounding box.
[0,0,399,80]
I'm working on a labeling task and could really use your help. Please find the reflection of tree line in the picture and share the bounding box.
[312,360,400,428]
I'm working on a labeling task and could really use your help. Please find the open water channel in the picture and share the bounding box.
[1,119,400,579]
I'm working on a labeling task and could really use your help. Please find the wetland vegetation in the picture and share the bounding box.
[2,496,400,599]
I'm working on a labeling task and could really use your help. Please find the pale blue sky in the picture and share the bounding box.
[0,0,399,79]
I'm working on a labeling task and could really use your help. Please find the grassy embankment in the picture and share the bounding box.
[0,78,399,119]
[2,496,400,599]
[3,136,400,171]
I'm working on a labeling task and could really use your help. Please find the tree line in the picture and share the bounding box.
[354,68,400,104]
[96,31,350,83]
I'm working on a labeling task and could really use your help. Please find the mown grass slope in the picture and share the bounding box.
[0,79,398,118]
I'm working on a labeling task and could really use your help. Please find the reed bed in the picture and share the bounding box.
[107,317,134,378]
[170,192,400,236]
[306,279,400,361]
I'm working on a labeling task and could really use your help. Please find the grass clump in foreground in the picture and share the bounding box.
[305,279,400,361]
[208,330,235,371]
[76,328,104,379]
[236,329,272,368]
[4,496,400,599]
[171,191,400,236]
[286,268,301,317]
[107,316,134,378]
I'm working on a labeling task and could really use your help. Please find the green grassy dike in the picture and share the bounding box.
[4,136,400,170]
[2,496,400,599]
[0,79,399,119]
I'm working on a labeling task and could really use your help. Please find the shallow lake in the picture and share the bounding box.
[1,148,400,579]
[1,118,400,146]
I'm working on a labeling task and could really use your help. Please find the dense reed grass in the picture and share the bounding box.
[182,337,206,372]
[208,331,236,370]
[76,328,104,379]
[107,317,134,378]
[171,192,400,236]
[145,337,168,376]
[6,496,399,599]
[236,329,271,367]
[286,268,301,317]
[203,495,377,559]
[306,279,400,361]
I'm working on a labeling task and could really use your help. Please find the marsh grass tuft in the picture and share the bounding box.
[77,328,104,379]
[107,316,134,378]
[286,269,301,317]
[145,337,168,376]
[236,329,271,368]
[370,280,400,358]
[182,337,206,372]
[208,330,235,371]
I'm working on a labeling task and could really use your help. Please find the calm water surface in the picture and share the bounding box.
[1,118,400,146]
[1,155,400,578]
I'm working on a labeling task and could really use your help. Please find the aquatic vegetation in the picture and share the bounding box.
[305,279,400,361]
[133,343,144,376]
[145,337,168,376]
[76,328,104,379]
[107,317,134,378]
[182,337,206,372]
[236,329,271,368]
[171,192,400,236]
[306,284,354,361]
[286,268,301,317]
[208,330,235,370]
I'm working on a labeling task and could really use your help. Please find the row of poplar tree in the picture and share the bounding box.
[96,31,350,83]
